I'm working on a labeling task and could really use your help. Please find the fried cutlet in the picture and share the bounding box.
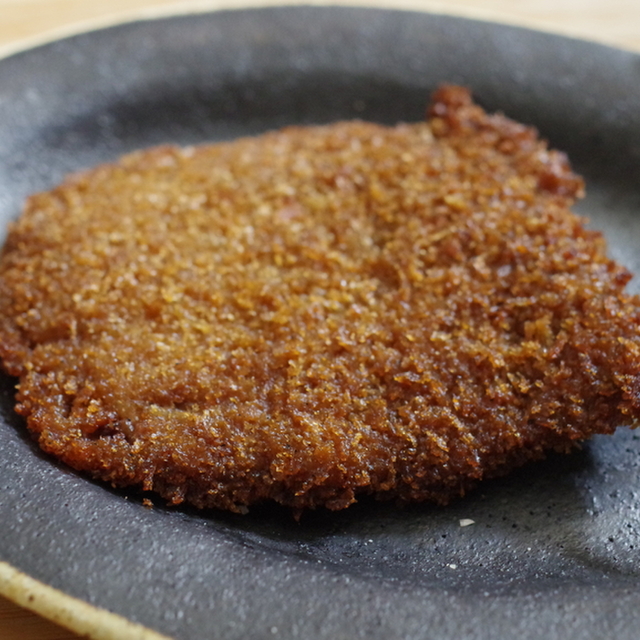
[0,85,639,513]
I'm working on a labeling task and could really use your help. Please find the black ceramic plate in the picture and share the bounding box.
[2,5,640,640]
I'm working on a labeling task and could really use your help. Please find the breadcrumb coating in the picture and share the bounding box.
[1,85,639,512]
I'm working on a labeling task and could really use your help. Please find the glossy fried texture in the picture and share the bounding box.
[1,85,640,513]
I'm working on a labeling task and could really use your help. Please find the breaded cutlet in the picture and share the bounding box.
[0,85,639,512]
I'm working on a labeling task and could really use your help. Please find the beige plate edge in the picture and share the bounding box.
[0,560,173,640]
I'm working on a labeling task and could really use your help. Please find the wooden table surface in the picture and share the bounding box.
[0,1,638,639]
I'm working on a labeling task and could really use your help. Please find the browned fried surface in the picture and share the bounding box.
[1,86,640,512]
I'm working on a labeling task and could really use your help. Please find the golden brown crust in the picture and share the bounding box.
[1,86,639,512]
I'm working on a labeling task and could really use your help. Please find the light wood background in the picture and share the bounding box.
[0,1,638,639]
